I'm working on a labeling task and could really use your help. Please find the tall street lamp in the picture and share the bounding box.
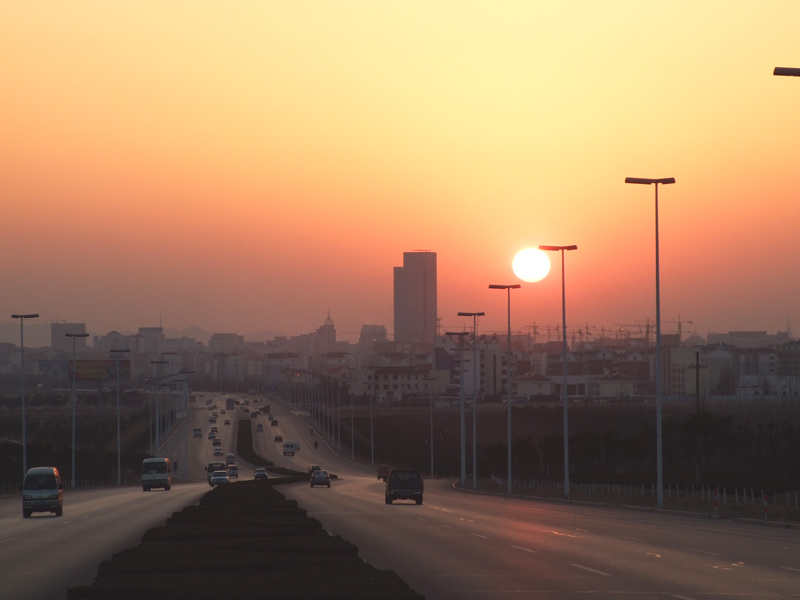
[774,67,800,77]
[176,370,196,480]
[151,358,169,457]
[67,332,89,489]
[458,311,484,490]
[422,376,437,479]
[489,284,521,495]
[12,313,38,479]
[110,348,130,486]
[539,245,578,499]
[625,175,675,508]
[445,331,469,487]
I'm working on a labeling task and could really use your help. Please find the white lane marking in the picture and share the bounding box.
[673,596,698,600]
[781,566,800,572]
[472,533,489,539]
[418,518,427,522]
[570,563,611,576]
[510,545,536,553]
[618,535,643,541]
[0,538,16,543]
[441,524,453,529]
[682,548,719,556]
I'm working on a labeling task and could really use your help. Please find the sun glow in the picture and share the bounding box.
[512,248,551,283]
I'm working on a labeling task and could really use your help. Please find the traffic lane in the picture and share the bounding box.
[282,475,800,599]
[0,482,208,600]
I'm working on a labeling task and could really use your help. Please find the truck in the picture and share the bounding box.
[282,441,300,456]
[226,397,236,411]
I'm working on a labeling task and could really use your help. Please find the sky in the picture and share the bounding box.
[2,1,799,345]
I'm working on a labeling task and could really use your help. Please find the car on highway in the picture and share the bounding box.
[193,428,202,438]
[22,466,63,518]
[271,419,278,427]
[207,431,216,439]
[209,470,229,486]
[225,453,235,464]
[274,435,283,443]
[256,423,263,432]
[213,448,223,456]
[310,470,331,488]
[253,468,268,481]
[308,464,321,474]
[227,465,239,478]
[224,419,231,426]
[220,409,226,414]
[212,439,222,447]
[206,461,226,484]
[385,469,423,505]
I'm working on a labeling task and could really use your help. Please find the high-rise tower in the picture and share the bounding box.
[393,251,437,344]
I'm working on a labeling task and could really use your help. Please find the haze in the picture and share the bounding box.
[3,1,799,342]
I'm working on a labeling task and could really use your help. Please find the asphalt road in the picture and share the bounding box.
[274,405,800,599]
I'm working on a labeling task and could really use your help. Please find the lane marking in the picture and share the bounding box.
[472,533,489,539]
[618,535,643,541]
[441,524,453,529]
[682,548,718,556]
[570,563,611,576]
[673,596,698,600]
[781,566,800,573]
[510,545,536,553]
[0,538,16,543]
[418,518,427,522]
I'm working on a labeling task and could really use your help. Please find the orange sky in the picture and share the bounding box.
[2,1,799,343]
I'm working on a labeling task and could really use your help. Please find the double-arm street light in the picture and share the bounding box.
[625,176,675,508]
[445,331,470,487]
[489,284,521,495]
[110,349,131,486]
[458,311,485,490]
[12,313,38,480]
[150,358,169,457]
[67,332,90,489]
[539,245,578,499]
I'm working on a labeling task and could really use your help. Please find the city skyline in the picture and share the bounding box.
[3,2,799,342]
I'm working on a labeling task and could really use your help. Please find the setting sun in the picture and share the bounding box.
[512,248,551,283]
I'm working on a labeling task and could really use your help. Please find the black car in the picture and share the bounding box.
[385,469,424,505]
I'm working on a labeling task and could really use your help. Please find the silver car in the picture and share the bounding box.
[310,470,330,488]
[209,470,229,486]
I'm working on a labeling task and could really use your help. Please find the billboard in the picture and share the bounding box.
[72,360,131,381]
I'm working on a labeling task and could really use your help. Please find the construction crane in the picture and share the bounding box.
[661,315,692,341]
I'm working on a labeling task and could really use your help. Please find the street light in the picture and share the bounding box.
[539,244,578,499]
[625,175,675,508]
[175,369,196,481]
[422,376,437,479]
[445,331,469,487]
[11,313,38,479]
[110,349,130,486]
[458,311,485,490]
[489,284,521,495]
[151,358,169,457]
[66,332,89,489]
[774,67,800,77]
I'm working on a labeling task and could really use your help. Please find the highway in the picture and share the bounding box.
[3,392,800,599]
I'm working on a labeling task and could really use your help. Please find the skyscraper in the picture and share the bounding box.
[393,251,437,344]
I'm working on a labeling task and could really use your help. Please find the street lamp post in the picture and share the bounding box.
[422,376,437,479]
[489,284,521,495]
[151,358,168,457]
[625,176,675,508]
[110,349,130,486]
[446,330,470,488]
[176,370,196,480]
[12,313,38,480]
[66,332,89,489]
[539,245,578,499]
[774,67,800,77]
[458,311,485,490]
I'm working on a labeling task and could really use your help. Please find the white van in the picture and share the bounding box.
[22,466,63,518]
[282,441,300,456]
[141,457,171,491]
